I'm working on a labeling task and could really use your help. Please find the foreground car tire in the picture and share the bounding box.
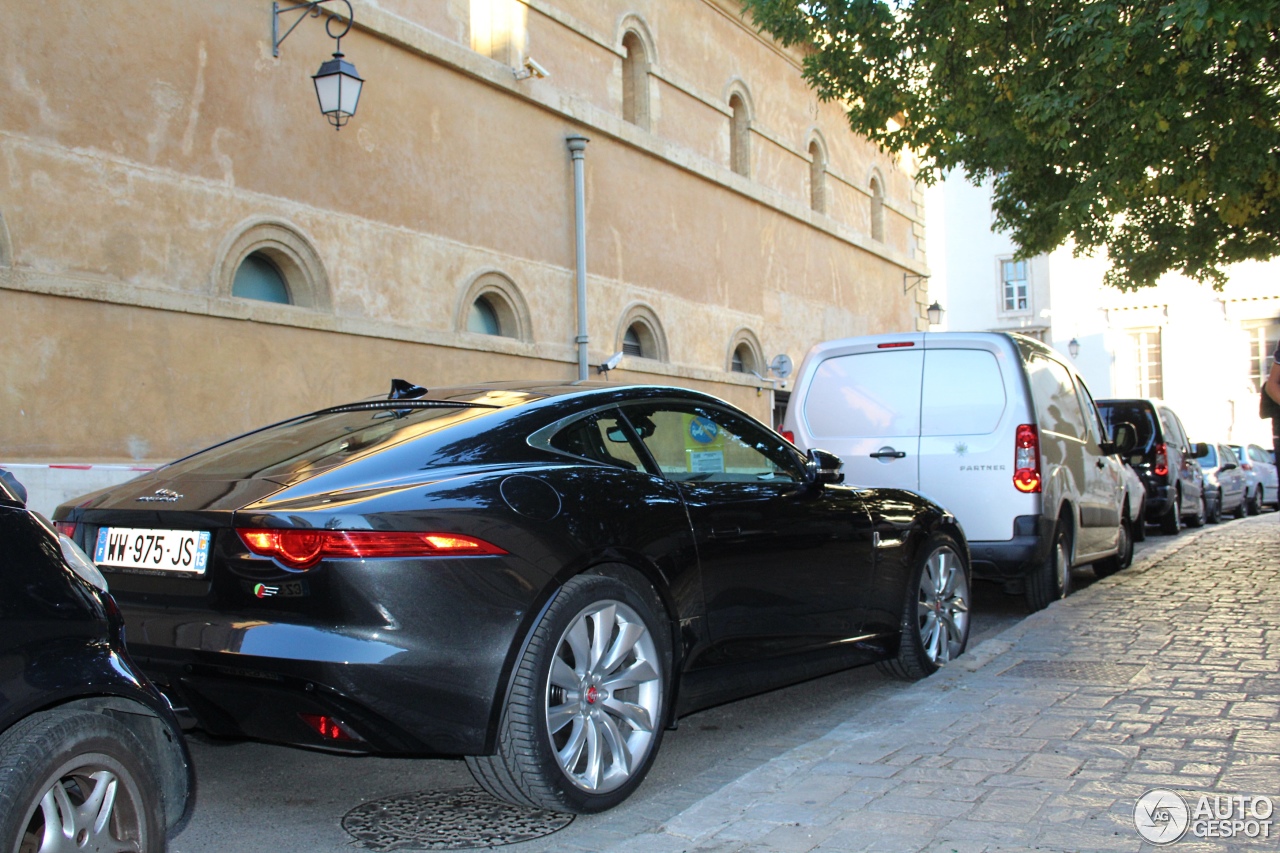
[467,567,670,814]
[877,534,971,680]
[0,709,164,853]
[1093,517,1134,578]
[1026,521,1071,611]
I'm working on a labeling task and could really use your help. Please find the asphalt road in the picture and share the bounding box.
[169,526,1174,852]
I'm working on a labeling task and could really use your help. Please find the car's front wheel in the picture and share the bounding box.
[878,533,971,680]
[1186,492,1206,528]
[467,567,670,814]
[1205,489,1222,524]
[1160,492,1182,535]
[0,708,164,853]
[1094,517,1133,578]
[1247,486,1263,516]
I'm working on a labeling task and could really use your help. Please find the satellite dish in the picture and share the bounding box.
[769,354,793,380]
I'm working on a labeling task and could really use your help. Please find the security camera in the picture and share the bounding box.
[515,57,550,80]
[598,351,624,375]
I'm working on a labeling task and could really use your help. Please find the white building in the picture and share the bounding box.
[929,176,1278,448]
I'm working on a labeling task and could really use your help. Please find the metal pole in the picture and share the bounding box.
[567,134,590,381]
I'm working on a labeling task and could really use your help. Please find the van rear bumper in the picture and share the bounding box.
[967,515,1052,579]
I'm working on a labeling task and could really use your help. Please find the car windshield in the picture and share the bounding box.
[1097,402,1157,452]
[159,404,498,481]
[1197,446,1218,468]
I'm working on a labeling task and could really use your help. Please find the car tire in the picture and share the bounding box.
[1247,486,1262,516]
[1026,520,1071,611]
[1234,494,1248,519]
[876,533,971,680]
[0,708,164,853]
[1094,517,1133,578]
[1131,507,1147,542]
[1206,490,1222,524]
[466,566,670,814]
[1186,492,1206,528]
[1159,492,1182,535]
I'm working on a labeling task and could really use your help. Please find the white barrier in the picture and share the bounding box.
[0,463,156,519]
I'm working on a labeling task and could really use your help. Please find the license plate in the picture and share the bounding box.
[94,527,211,574]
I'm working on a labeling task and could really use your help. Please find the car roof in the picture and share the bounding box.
[335,380,728,415]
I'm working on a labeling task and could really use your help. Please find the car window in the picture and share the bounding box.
[622,403,804,483]
[1074,376,1105,446]
[1027,355,1087,440]
[920,349,1006,436]
[803,349,923,438]
[549,411,647,471]
[1159,408,1187,449]
[1197,446,1218,468]
[1250,445,1269,464]
[1098,402,1158,452]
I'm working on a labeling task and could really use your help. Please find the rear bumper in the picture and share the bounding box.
[967,515,1052,579]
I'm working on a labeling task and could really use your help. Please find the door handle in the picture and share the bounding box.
[1096,460,1106,469]
[870,449,906,459]
[710,526,741,539]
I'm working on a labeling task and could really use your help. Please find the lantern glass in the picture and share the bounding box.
[313,54,364,127]
[926,301,944,326]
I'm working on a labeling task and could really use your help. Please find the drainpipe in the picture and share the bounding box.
[567,134,590,381]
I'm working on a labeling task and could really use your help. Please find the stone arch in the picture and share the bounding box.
[618,14,657,130]
[456,269,532,341]
[616,302,669,362]
[868,168,886,242]
[806,130,829,214]
[724,79,755,177]
[727,328,764,375]
[215,218,331,309]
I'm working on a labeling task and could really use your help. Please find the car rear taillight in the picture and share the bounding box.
[236,529,508,571]
[54,521,77,538]
[1154,442,1169,478]
[1014,424,1041,493]
[780,429,795,443]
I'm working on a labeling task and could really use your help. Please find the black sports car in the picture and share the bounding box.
[1,469,192,852]
[55,381,970,814]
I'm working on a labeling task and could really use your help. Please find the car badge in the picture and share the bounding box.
[136,488,183,503]
[955,442,969,457]
[253,583,280,598]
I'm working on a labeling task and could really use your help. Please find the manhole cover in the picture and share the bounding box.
[998,660,1143,683]
[342,788,574,851]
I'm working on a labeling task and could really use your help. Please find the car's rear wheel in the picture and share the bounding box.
[1026,520,1071,611]
[877,533,970,680]
[1094,517,1133,578]
[467,567,669,814]
[1159,492,1182,535]
[0,708,163,853]
[1235,492,1249,519]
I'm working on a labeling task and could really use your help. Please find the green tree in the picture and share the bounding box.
[742,0,1280,289]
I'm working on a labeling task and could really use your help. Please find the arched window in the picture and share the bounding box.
[468,296,502,335]
[617,304,668,362]
[731,344,752,373]
[216,218,330,309]
[729,93,751,177]
[232,253,290,304]
[727,329,764,375]
[624,325,645,357]
[869,175,886,242]
[809,140,827,214]
[622,31,650,130]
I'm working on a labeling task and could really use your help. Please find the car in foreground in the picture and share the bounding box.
[1097,398,1208,534]
[1229,443,1278,514]
[0,469,192,853]
[1198,443,1247,522]
[54,381,970,814]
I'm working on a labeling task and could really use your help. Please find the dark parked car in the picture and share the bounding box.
[55,381,971,814]
[0,469,192,853]
[1198,443,1248,522]
[1097,398,1209,534]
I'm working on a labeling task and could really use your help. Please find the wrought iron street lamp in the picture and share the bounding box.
[273,0,364,130]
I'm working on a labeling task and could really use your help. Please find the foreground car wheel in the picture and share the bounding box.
[0,709,163,853]
[467,567,670,814]
[1026,521,1071,611]
[1159,493,1182,535]
[878,534,970,679]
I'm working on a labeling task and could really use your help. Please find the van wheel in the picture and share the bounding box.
[876,534,971,680]
[1026,521,1071,611]
[1159,492,1182,535]
[1094,518,1132,578]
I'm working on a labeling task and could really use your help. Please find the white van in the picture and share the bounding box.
[781,331,1139,610]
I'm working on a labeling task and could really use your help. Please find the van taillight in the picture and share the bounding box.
[780,429,795,443]
[1014,424,1041,493]
[1154,442,1169,477]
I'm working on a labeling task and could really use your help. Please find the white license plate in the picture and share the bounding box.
[94,527,211,574]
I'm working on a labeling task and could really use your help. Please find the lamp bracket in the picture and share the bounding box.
[903,272,930,295]
[273,0,354,57]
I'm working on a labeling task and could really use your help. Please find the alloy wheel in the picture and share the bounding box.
[26,765,144,853]
[915,546,970,664]
[545,600,662,794]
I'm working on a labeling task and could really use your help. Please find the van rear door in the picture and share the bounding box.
[794,339,923,491]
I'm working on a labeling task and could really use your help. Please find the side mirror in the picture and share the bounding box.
[1100,422,1137,457]
[1190,442,1210,459]
[1220,459,1238,471]
[807,448,845,485]
[0,468,28,507]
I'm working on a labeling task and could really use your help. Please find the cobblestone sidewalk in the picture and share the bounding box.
[596,516,1280,853]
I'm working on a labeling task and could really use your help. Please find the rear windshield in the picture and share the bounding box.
[159,404,497,481]
[1197,446,1218,468]
[1097,402,1158,452]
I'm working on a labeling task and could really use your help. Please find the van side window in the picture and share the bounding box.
[1074,375,1105,446]
[1159,408,1186,450]
[1027,355,1088,441]
[921,349,1007,436]
[804,350,923,438]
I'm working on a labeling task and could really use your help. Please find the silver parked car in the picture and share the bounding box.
[1229,443,1278,514]
[1199,443,1247,522]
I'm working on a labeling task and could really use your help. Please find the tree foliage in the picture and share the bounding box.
[742,0,1280,289]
